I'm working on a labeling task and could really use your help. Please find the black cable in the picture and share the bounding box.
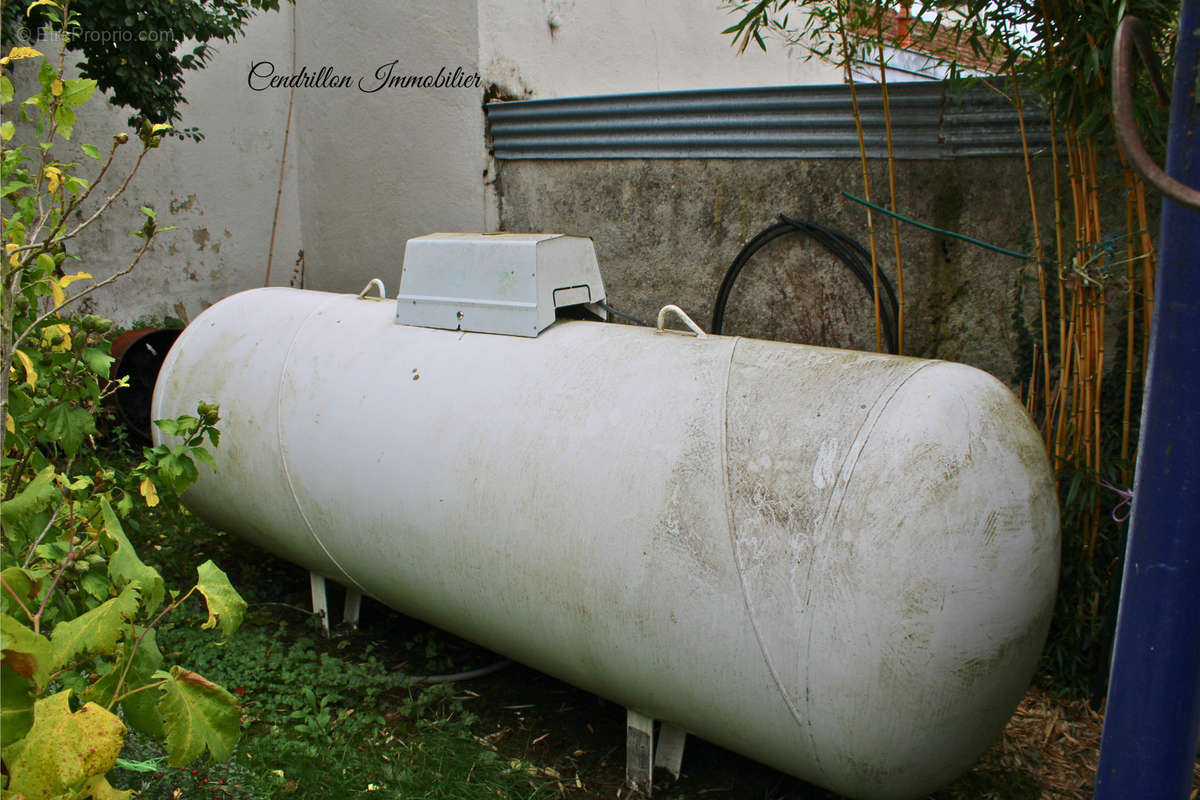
[711,214,900,354]
[595,299,651,327]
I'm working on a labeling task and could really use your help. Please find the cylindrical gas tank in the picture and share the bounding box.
[153,287,1059,800]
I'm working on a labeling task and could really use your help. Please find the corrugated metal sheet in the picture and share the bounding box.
[486,80,1053,160]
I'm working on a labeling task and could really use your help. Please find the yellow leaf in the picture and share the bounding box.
[59,271,92,286]
[25,0,60,16]
[41,322,71,351]
[50,79,63,97]
[49,272,90,307]
[6,243,19,267]
[83,774,134,800]
[44,165,61,192]
[14,349,37,386]
[5,412,14,433]
[140,478,159,508]
[1,46,43,67]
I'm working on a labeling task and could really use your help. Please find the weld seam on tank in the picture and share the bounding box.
[822,363,931,525]
[722,351,933,788]
[275,293,363,590]
[719,337,834,787]
[798,361,930,772]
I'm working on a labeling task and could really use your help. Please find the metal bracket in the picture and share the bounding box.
[654,723,686,779]
[626,710,655,793]
[310,571,330,636]
[343,587,362,630]
[357,278,388,300]
[625,710,688,794]
[309,572,363,635]
[655,304,707,338]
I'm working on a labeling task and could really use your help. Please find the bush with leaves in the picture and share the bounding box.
[1,8,247,799]
[2,0,281,136]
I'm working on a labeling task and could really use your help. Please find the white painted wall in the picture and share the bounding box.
[6,11,301,324]
[478,0,833,99]
[291,0,487,296]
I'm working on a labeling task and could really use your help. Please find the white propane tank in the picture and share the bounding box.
[152,286,1059,800]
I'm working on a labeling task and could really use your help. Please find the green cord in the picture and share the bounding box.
[841,191,1031,260]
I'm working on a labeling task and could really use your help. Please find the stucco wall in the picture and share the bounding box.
[495,157,1054,386]
[5,11,301,324]
[5,0,490,323]
[477,1,833,100]
[292,0,487,296]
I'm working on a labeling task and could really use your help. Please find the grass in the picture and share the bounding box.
[112,616,561,800]
[113,499,569,800]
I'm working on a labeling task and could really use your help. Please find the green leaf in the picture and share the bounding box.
[111,630,166,739]
[5,690,126,800]
[1,74,13,104]
[1,179,34,198]
[79,570,110,602]
[54,103,76,140]
[100,499,165,613]
[48,584,140,670]
[81,143,102,159]
[60,78,97,107]
[1,662,36,747]
[0,613,54,688]
[39,403,95,458]
[37,58,56,92]
[192,447,217,472]
[196,561,245,639]
[156,666,241,765]
[0,465,59,524]
[0,567,40,622]
[1,120,13,142]
[123,679,166,740]
[83,627,162,708]
[64,174,89,195]
[82,347,115,377]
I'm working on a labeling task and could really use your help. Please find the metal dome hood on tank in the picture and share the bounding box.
[150,232,1060,800]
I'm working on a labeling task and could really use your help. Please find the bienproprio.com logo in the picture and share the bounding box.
[9,23,173,46]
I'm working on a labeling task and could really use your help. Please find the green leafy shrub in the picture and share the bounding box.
[2,0,282,135]
[1,7,247,798]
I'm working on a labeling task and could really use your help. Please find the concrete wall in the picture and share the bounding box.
[495,157,1054,387]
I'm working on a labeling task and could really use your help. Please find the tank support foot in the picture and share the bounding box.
[626,711,688,793]
[310,572,364,634]
[309,572,330,635]
[626,710,654,793]
[654,723,686,779]
[343,588,362,630]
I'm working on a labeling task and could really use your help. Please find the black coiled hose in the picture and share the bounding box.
[711,214,900,354]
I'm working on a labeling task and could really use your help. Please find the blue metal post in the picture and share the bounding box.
[1095,3,1200,797]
